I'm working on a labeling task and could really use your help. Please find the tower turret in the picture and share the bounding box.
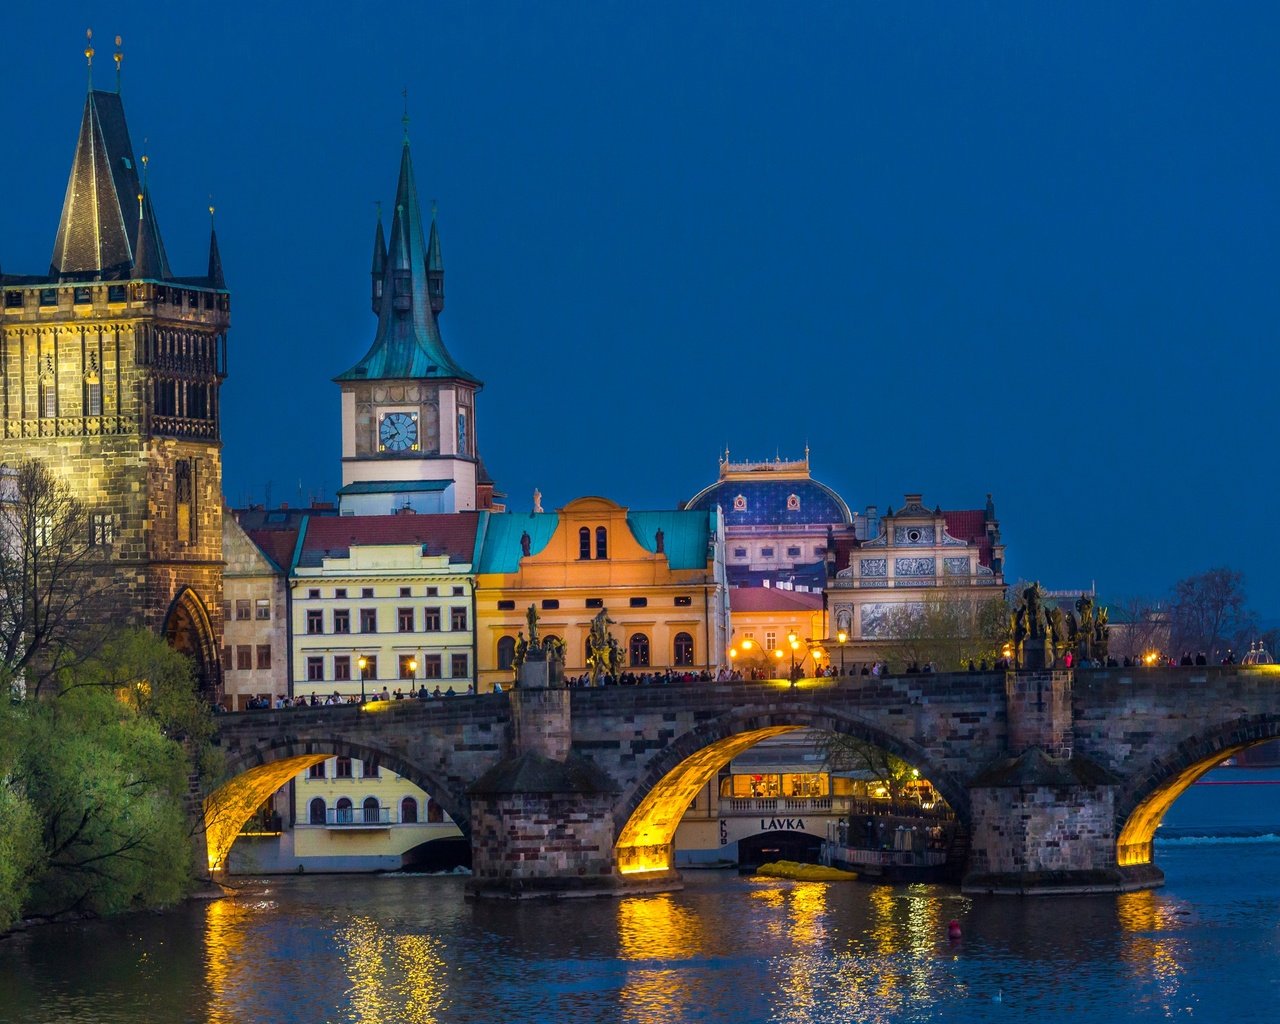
[370,212,386,314]
[427,205,444,314]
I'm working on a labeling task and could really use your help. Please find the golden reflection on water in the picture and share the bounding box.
[1116,888,1188,1013]
[616,893,708,1023]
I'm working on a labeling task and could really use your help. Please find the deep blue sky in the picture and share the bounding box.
[2,4,1277,612]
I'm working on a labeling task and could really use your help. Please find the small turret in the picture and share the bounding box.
[207,216,225,290]
[132,190,160,280]
[370,212,386,314]
[427,204,444,314]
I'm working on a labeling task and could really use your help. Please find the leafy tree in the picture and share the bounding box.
[1168,568,1254,659]
[880,594,1008,671]
[818,732,916,801]
[0,704,40,930]
[0,460,109,696]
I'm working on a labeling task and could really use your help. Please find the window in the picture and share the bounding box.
[451,653,468,678]
[497,636,516,670]
[426,587,438,597]
[450,607,468,630]
[256,645,272,670]
[89,512,115,546]
[761,547,774,559]
[306,656,324,681]
[107,285,126,303]
[400,797,418,824]
[452,586,464,596]
[308,588,321,599]
[73,286,92,305]
[236,646,252,671]
[358,656,378,681]
[629,633,650,667]
[335,797,353,823]
[765,631,776,650]
[398,607,414,632]
[424,607,441,631]
[596,526,608,559]
[361,587,374,598]
[675,596,692,607]
[815,546,827,556]
[306,609,323,634]
[579,527,591,559]
[39,382,56,419]
[39,288,57,307]
[333,609,350,634]
[540,600,559,611]
[399,586,412,597]
[85,380,102,416]
[360,608,377,633]
[399,654,417,679]
[308,798,326,825]
[308,763,325,780]
[221,645,231,670]
[586,598,603,609]
[674,632,694,667]
[497,600,515,611]
[629,597,647,608]
[255,598,271,620]
[335,757,353,779]
[362,797,381,824]
[362,761,380,779]
[421,654,442,678]
[334,588,347,599]
[427,798,444,823]
[733,547,748,558]
[3,291,22,309]
[786,546,802,558]
[333,655,351,681]
[175,459,195,544]
[237,599,252,621]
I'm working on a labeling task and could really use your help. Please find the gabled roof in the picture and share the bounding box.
[475,512,560,574]
[942,510,995,566]
[626,510,714,570]
[335,140,479,385]
[295,512,480,569]
[729,588,823,613]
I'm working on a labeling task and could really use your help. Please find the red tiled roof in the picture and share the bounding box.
[943,510,993,566]
[729,588,824,613]
[299,513,479,565]
[245,528,299,573]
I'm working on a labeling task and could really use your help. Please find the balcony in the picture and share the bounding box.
[325,807,394,829]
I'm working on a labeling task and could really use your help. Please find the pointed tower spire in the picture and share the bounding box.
[132,189,160,280]
[427,201,444,314]
[371,204,386,314]
[207,204,225,290]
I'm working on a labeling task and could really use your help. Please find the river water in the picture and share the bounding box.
[3,769,1279,1024]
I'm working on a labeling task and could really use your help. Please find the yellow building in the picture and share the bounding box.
[474,497,729,691]
[726,588,827,678]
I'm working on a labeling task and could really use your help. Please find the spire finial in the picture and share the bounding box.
[85,28,95,88]
[401,86,410,139]
[114,35,123,92]
[140,150,149,188]
[208,197,216,224]
[137,192,144,220]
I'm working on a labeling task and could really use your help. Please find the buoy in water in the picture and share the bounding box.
[947,919,962,940]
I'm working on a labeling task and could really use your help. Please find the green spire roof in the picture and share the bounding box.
[336,140,479,385]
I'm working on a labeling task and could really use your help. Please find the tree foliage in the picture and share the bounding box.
[817,732,916,801]
[1168,568,1255,659]
[879,594,1009,671]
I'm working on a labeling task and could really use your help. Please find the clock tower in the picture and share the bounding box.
[335,134,495,514]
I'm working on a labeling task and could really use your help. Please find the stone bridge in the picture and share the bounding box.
[203,665,1280,896]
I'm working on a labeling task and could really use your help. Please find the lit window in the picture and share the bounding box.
[629,633,650,667]
[674,632,694,667]
[89,512,115,546]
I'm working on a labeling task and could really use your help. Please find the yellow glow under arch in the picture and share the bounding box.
[202,754,328,873]
[1116,742,1252,867]
[615,725,800,874]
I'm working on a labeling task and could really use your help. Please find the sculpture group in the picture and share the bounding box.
[1012,583,1109,667]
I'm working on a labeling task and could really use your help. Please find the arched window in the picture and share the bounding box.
[579,527,591,560]
[595,526,608,559]
[629,633,650,667]
[308,797,326,825]
[400,797,418,824]
[362,796,380,824]
[427,798,444,823]
[335,797,353,824]
[674,632,694,667]
[497,635,516,670]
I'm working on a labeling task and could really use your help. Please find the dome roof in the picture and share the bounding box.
[686,474,852,527]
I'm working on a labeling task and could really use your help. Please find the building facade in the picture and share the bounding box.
[474,497,729,691]
[0,66,228,693]
[220,514,289,708]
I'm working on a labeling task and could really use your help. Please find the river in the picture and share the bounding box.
[2,768,1278,1024]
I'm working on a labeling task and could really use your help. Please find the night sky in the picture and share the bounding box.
[2,4,1277,613]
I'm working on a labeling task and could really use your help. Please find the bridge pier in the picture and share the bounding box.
[962,669,1162,894]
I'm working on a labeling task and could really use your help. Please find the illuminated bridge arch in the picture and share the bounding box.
[203,734,472,874]
[612,702,969,875]
[1115,714,1280,869]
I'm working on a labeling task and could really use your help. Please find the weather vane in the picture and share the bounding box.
[114,35,123,92]
[402,86,410,137]
[85,28,95,87]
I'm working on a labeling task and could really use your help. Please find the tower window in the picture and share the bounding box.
[3,291,22,309]
[579,527,591,560]
[595,526,608,559]
[89,512,115,547]
[175,459,196,543]
[40,384,56,419]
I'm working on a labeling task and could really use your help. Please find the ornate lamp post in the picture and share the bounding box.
[408,657,417,691]
[837,629,848,677]
[787,631,800,686]
[357,655,368,705]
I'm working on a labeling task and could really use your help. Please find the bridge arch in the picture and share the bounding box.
[203,733,472,874]
[1115,715,1280,868]
[612,703,969,875]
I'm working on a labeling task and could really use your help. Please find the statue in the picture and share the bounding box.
[520,530,531,557]
[1022,584,1045,638]
[655,528,664,554]
[606,635,625,678]
[532,488,543,514]
[586,607,616,686]
[1047,606,1064,649]
[513,631,529,677]
[525,604,540,650]
[1092,606,1110,662]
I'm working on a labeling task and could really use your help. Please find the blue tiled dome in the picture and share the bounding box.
[686,476,852,527]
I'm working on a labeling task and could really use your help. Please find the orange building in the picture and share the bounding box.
[474,497,729,692]
[727,588,826,679]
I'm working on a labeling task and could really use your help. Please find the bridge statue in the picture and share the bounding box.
[586,608,617,687]
[526,604,540,651]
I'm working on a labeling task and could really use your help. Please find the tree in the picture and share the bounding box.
[818,732,916,802]
[1107,596,1170,662]
[1168,568,1254,659]
[0,461,110,697]
[880,594,1009,671]
[0,703,40,930]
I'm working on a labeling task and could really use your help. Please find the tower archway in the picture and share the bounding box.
[163,586,221,701]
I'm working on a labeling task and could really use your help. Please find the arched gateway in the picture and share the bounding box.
[164,587,222,700]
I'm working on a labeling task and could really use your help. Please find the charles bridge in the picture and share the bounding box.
[203,665,1280,896]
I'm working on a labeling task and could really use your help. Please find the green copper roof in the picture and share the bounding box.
[476,512,560,574]
[626,510,714,570]
[336,480,452,495]
[336,140,480,385]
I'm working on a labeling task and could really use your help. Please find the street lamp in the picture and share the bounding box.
[837,629,848,677]
[408,657,417,692]
[357,655,368,704]
[787,631,799,686]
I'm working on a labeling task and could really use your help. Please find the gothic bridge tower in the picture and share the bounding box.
[335,129,497,514]
[0,45,229,695]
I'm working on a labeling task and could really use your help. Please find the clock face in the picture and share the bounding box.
[378,412,419,453]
